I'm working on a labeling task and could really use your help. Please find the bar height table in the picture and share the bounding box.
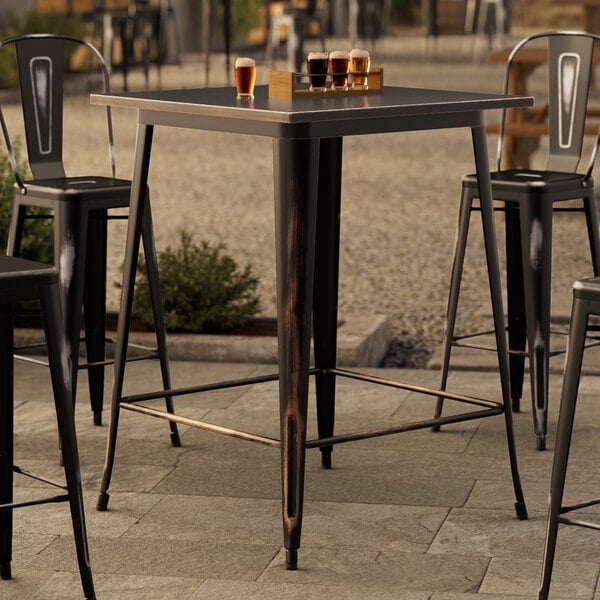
[91,84,533,569]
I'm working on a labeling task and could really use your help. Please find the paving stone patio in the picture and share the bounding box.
[5,354,600,599]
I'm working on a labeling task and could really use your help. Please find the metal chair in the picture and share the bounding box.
[265,0,326,73]
[434,32,600,451]
[538,276,600,599]
[0,34,179,437]
[0,256,95,599]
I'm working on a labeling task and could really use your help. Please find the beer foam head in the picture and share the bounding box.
[308,51,328,60]
[235,57,255,68]
[329,50,349,59]
[350,49,370,58]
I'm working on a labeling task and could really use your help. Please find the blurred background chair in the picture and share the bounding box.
[537,276,600,599]
[0,34,178,436]
[0,256,95,599]
[265,0,327,72]
[434,31,600,451]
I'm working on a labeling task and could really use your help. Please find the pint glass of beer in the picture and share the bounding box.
[234,57,256,99]
[307,51,328,92]
[328,50,349,91]
[349,49,370,90]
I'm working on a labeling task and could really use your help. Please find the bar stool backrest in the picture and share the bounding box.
[0,34,116,190]
[497,31,600,176]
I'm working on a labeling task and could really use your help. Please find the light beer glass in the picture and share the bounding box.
[234,57,256,99]
[328,50,349,91]
[349,49,370,90]
[307,51,328,92]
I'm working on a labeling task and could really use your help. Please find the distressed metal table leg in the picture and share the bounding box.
[471,121,528,519]
[98,123,155,512]
[313,137,343,469]
[273,137,319,570]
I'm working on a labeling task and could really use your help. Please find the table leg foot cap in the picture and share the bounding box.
[93,412,102,426]
[97,492,110,511]
[321,452,332,469]
[1,563,11,579]
[285,549,298,570]
[536,435,546,451]
[515,500,528,520]
[170,432,182,447]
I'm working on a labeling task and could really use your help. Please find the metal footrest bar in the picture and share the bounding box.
[121,403,281,448]
[120,371,287,404]
[118,367,504,451]
[330,367,502,410]
[13,465,68,490]
[306,407,502,448]
[561,497,600,513]
[558,516,600,530]
[0,494,70,511]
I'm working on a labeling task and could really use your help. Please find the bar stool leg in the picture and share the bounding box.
[505,204,526,413]
[519,198,553,451]
[84,210,108,426]
[313,137,342,469]
[538,294,589,600]
[433,185,475,427]
[41,284,95,598]
[0,306,13,580]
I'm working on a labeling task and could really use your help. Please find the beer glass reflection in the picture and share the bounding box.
[307,51,328,92]
[328,50,349,90]
[235,57,256,99]
[349,49,370,90]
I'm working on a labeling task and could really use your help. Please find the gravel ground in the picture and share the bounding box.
[3,32,598,366]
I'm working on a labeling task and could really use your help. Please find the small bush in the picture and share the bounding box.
[134,230,261,333]
[0,142,53,263]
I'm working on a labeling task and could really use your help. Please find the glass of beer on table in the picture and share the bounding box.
[328,50,349,91]
[307,51,328,92]
[234,57,256,100]
[349,49,370,90]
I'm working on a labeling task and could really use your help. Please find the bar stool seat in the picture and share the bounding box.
[0,256,95,599]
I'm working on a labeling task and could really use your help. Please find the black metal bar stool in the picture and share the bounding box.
[0,33,179,438]
[538,276,600,599]
[0,256,95,599]
[434,31,600,451]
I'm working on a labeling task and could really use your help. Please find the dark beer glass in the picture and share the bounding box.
[328,50,349,90]
[307,51,328,92]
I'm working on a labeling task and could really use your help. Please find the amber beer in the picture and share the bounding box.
[234,57,256,99]
[328,50,349,90]
[349,49,371,90]
[307,51,328,92]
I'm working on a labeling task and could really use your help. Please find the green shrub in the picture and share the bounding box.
[134,230,261,333]
[0,142,53,263]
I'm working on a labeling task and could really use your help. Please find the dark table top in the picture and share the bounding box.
[91,84,534,138]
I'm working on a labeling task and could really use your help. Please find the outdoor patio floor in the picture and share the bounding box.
[6,356,600,599]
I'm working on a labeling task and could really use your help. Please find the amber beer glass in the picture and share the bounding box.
[234,57,256,99]
[328,50,349,90]
[349,49,370,90]
[307,51,328,92]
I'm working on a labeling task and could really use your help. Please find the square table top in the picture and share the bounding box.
[92,84,533,138]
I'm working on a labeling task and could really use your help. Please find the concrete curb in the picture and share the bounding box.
[15,313,394,368]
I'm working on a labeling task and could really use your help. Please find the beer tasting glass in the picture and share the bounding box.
[307,51,328,92]
[234,57,256,99]
[328,50,349,91]
[349,49,370,90]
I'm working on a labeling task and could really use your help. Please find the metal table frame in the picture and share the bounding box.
[91,84,533,569]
